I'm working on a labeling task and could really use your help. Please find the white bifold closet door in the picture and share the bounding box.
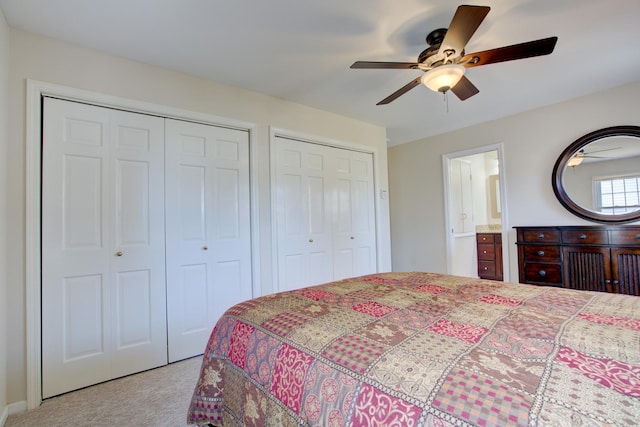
[274,137,377,292]
[165,119,252,362]
[42,98,167,398]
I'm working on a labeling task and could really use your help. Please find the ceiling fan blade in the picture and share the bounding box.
[584,147,621,154]
[450,75,479,101]
[377,77,422,105]
[439,5,490,57]
[351,61,418,69]
[460,36,558,68]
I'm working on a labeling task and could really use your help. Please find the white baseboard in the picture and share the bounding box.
[1,400,27,425]
[0,405,7,427]
[8,401,27,415]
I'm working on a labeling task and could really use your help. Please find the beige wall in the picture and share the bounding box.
[0,6,9,423]
[388,80,640,277]
[6,28,390,404]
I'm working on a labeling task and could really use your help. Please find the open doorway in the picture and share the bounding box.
[442,144,509,281]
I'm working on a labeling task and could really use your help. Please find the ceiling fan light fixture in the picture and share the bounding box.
[421,64,465,93]
[567,154,584,167]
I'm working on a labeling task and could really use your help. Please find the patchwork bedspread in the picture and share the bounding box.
[187,272,640,426]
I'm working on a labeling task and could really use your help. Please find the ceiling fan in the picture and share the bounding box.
[568,146,621,167]
[351,5,558,105]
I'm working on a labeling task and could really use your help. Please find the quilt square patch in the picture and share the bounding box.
[386,308,435,330]
[496,310,563,340]
[261,311,309,337]
[367,348,446,400]
[556,346,640,397]
[228,321,255,369]
[322,334,386,374]
[350,383,421,426]
[270,343,315,414]
[478,293,522,307]
[356,320,414,346]
[244,330,281,385]
[461,347,545,394]
[414,283,448,294]
[300,361,359,426]
[351,301,398,318]
[434,368,532,426]
[295,302,332,318]
[429,318,488,344]
[578,312,640,331]
[297,288,340,301]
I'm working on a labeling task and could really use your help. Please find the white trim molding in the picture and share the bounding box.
[25,79,260,408]
[442,143,509,281]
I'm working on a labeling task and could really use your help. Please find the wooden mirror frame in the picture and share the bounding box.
[552,125,640,224]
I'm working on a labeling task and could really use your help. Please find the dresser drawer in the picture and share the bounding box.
[562,229,608,244]
[610,229,640,246]
[478,260,496,277]
[522,245,561,262]
[523,263,562,284]
[521,229,560,243]
[477,243,495,260]
[477,233,495,244]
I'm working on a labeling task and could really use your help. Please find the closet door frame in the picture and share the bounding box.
[24,79,259,409]
[269,127,384,293]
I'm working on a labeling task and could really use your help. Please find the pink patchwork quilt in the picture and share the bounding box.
[187,272,640,426]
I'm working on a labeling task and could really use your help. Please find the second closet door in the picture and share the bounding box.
[165,119,252,362]
[274,137,377,292]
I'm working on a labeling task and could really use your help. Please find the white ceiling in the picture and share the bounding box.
[2,0,640,145]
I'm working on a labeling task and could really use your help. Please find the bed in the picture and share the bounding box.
[187,272,640,426]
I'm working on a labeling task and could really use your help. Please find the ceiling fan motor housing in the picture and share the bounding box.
[418,28,464,69]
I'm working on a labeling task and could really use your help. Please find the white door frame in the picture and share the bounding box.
[442,143,509,281]
[25,79,260,408]
[269,127,384,293]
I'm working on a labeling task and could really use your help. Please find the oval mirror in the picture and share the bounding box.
[552,125,640,223]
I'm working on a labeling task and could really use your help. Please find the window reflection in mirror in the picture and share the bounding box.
[562,135,640,215]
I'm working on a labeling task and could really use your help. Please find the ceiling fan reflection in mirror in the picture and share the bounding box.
[567,146,622,167]
[351,5,558,105]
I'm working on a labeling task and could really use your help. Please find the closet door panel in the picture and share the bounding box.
[331,149,377,281]
[165,120,251,362]
[109,110,166,377]
[274,138,333,291]
[42,99,113,398]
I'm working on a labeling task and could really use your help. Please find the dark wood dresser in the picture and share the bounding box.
[476,232,503,281]
[515,225,640,295]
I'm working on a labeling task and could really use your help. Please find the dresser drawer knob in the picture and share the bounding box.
[537,250,545,257]
[579,233,587,240]
[538,270,547,277]
[538,233,545,239]
[636,234,640,240]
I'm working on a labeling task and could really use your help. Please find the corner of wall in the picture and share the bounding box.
[0,4,10,424]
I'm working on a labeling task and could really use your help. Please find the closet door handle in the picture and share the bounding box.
[203,245,208,251]
[309,239,314,243]
[115,251,123,257]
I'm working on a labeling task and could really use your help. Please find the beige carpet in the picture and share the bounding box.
[6,356,203,427]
